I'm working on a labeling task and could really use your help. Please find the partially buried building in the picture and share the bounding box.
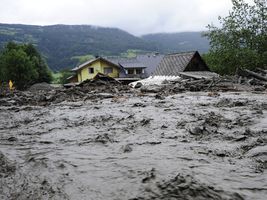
[152,51,218,79]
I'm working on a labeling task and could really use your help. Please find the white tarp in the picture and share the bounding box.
[130,75,181,87]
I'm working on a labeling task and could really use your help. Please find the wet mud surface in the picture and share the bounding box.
[1,91,267,199]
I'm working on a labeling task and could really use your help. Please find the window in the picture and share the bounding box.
[128,69,134,75]
[88,67,94,74]
[136,69,142,75]
[108,67,113,73]
[104,67,113,74]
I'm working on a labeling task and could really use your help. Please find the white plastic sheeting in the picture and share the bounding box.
[130,75,181,87]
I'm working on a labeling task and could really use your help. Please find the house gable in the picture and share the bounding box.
[72,57,120,82]
[184,51,210,72]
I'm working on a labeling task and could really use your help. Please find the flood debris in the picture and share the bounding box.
[27,82,55,92]
[1,68,267,107]
[0,73,132,106]
[133,66,267,93]
[236,66,267,82]
[1,70,267,199]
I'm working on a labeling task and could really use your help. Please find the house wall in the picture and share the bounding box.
[70,75,78,83]
[77,60,119,82]
[78,72,82,82]
[100,60,119,78]
[118,67,146,78]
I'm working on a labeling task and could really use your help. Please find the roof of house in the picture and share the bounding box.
[152,51,205,76]
[119,61,147,69]
[66,74,77,80]
[109,54,164,77]
[108,58,146,69]
[107,58,148,78]
[136,54,164,77]
[71,57,120,72]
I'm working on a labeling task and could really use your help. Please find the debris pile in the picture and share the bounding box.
[138,67,267,93]
[80,73,131,93]
[0,68,267,106]
[0,73,132,106]
[27,82,54,92]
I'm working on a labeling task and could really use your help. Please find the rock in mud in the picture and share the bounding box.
[140,85,164,93]
[155,94,165,100]
[189,126,204,135]
[133,103,146,107]
[132,173,243,200]
[134,82,143,88]
[97,93,114,99]
[0,152,16,177]
[254,87,266,91]
[123,144,133,153]
[27,82,54,92]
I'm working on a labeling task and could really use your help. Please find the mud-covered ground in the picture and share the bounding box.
[1,91,267,199]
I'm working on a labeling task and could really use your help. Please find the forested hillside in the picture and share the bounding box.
[141,32,210,54]
[0,24,210,72]
[0,24,169,72]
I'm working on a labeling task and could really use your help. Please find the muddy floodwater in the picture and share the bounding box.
[1,91,267,199]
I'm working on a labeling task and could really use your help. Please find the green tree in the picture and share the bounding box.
[0,41,53,90]
[202,0,267,75]
[24,43,53,83]
[0,54,4,85]
[59,68,75,85]
[1,48,38,90]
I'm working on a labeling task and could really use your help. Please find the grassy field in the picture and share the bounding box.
[52,73,62,78]
[71,55,95,60]
[52,73,61,84]
[71,49,148,62]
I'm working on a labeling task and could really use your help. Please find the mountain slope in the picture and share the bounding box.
[141,32,210,54]
[0,24,211,72]
[0,24,168,72]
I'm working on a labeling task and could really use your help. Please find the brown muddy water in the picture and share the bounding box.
[1,92,267,199]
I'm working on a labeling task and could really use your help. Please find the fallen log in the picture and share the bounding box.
[184,79,206,86]
[254,68,267,75]
[236,67,267,82]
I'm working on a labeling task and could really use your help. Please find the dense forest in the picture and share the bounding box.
[0,24,210,72]
[141,32,210,54]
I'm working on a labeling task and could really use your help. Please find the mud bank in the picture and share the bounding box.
[1,91,267,199]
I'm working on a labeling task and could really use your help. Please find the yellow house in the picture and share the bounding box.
[70,56,120,83]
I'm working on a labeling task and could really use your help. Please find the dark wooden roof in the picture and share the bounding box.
[152,51,209,76]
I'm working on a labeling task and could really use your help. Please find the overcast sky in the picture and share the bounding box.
[0,0,254,36]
